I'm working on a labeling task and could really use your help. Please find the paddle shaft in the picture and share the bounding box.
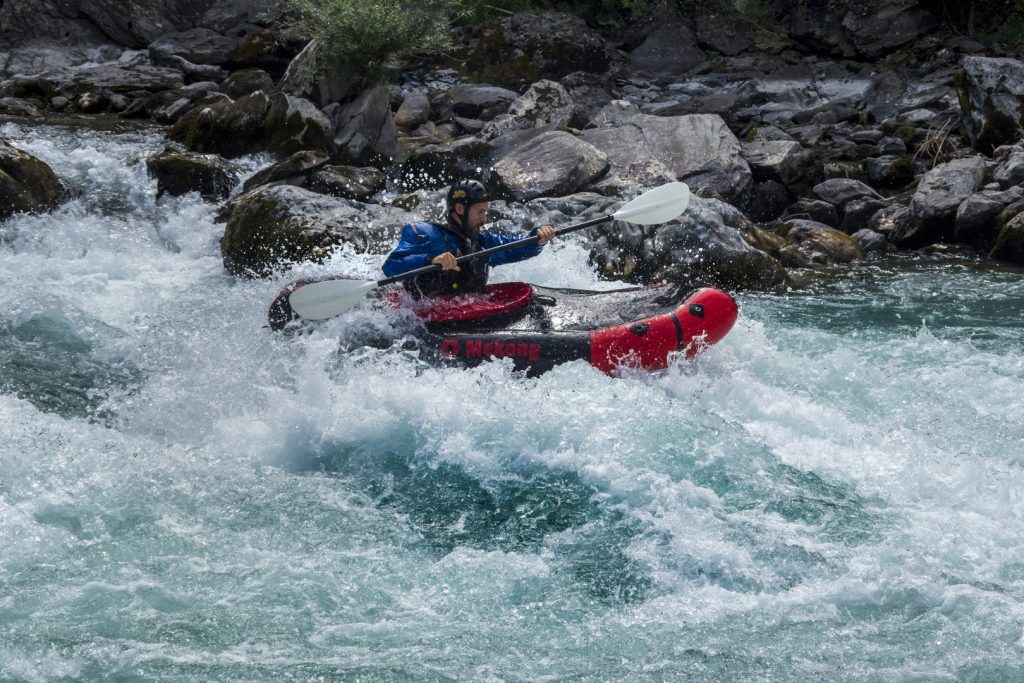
[376,215,613,287]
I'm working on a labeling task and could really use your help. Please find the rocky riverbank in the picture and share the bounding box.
[3,0,1024,293]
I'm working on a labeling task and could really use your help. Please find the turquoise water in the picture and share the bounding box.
[1,122,1022,681]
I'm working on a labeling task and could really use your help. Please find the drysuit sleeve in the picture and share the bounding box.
[382,223,440,277]
[480,228,544,266]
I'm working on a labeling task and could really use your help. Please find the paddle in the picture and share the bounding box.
[287,181,691,321]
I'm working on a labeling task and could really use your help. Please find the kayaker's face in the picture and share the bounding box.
[455,201,489,238]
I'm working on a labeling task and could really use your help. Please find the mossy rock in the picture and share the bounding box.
[989,213,1024,265]
[0,139,66,219]
[146,146,240,200]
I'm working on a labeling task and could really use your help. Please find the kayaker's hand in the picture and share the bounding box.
[432,252,460,271]
[536,225,555,245]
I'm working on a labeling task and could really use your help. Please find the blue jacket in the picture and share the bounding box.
[382,220,544,294]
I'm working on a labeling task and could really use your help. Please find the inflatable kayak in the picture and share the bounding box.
[269,280,737,376]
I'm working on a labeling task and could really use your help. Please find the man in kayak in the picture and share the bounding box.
[382,179,555,295]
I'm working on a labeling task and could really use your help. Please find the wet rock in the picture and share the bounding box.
[993,147,1024,188]
[242,149,330,193]
[591,194,788,290]
[0,139,66,220]
[694,12,753,57]
[278,40,357,107]
[839,197,892,234]
[0,96,43,117]
[220,68,274,99]
[454,11,614,90]
[868,203,913,241]
[145,146,239,200]
[862,155,914,188]
[958,56,1024,154]
[954,186,1024,249]
[72,63,184,93]
[265,92,334,159]
[332,84,398,168]
[901,156,988,246]
[811,178,878,212]
[582,103,751,206]
[393,90,430,130]
[307,165,387,201]
[152,53,227,84]
[989,212,1024,265]
[450,84,517,121]
[629,21,706,78]
[491,131,608,201]
[851,228,893,252]
[740,140,817,189]
[220,184,410,277]
[786,198,840,228]
[394,136,494,192]
[779,219,865,263]
[788,0,936,59]
[481,79,584,141]
[149,28,242,66]
[747,180,790,222]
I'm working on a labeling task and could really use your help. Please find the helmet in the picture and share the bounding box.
[447,179,489,211]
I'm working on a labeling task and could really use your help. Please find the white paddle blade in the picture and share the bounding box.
[288,279,379,320]
[612,181,690,225]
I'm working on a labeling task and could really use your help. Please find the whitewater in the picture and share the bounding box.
[1,121,1022,682]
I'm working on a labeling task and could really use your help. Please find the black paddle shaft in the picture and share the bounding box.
[376,215,613,287]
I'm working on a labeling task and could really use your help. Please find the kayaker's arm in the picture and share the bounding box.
[481,225,554,266]
[383,223,459,277]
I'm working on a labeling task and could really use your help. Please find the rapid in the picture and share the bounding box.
[1,121,1022,681]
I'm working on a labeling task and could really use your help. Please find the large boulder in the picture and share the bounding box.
[900,156,988,247]
[332,84,399,168]
[581,103,751,206]
[989,212,1024,265]
[954,187,1024,249]
[481,79,585,141]
[0,139,66,219]
[628,21,706,78]
[168,91,332,159]
[453,11,615,90]
[590,194,789,290]
[394,136,494,192]
[145,146,239,200]
[148,27,241,65]
[491,131,608,201]
[740,140,817,190]
[219,184,411,277]
[778,219,866,264]
[957,56,1024,154]
[787,0,936,59]
[241,150,330,193]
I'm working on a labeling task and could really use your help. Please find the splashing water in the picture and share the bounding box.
[1,122,1022,681]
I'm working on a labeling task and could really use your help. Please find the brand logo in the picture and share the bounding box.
[440,338,541,362]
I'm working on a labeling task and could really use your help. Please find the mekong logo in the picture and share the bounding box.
[440,338,542,362]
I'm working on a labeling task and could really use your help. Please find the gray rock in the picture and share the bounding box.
[954,186,1024,249]
[71,63,184,93]
[220,184,411,277]
[863,155,914,188]
[811,178,878,211]
[0,96,42,116]
[780,219,865,263]
[740,140,816,188]
[989,212,1024,265]
[481,79,583,140]
[265,92,333,159]
[393,90,430,130]
[840,198,892,234]
[220,68,273,99]
[149,28,241,66]
[332,84,398,168]
[851,228,893,252]
[695,12,753,57]
[242,149,330,193]
[582,103,751,206]
[629,21,706,78]
[788,0,935,59]
[491,131,609,201]
[958,56,1024,154]
[307,165,387,201]
[786,198,840,228]
[904,156,988,245]
[993,148,1024,188]
[394,136,494,192]
[450,84,517,121]
[0,138,66,219]
[146,145,239,200]
[278,40,358,107]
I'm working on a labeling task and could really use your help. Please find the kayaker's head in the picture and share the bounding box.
[447,179,490,239]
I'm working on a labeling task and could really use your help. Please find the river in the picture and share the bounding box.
[1,121,1022,681]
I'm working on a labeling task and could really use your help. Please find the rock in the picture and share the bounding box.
[242,149,330,193]
[868,204,913,240]
[145,146,239,200]
[591,194,788,290]
[151,54,227,84]
[862,155,914,188]
[198,0,280,34]
[839,198,891,234]
[72,64,184,93]
[152,97,193,123]
[264,92,333,159]
[993,147,1024,188]
[694,12,754,56]
[958,56,1024,154]
[149,28,242,66]
[450,84,517,121]
[491,131,608,201]
[786,198,840,228]
[740,140,816,189]
[306,165,387,201]
[394,136,494,192]
[851,228,893,252]
[393,90,430,130]
[220,184,410,277]
[332,84,399,168]
[953,186,1024,249]
[278,40,358,107]
[0,96,43,117]
[779,219,866,263]
[747,180,790,222]
[481,79,584,141]
[0,139,66,219]
[902,156,988,246]
[989,212,1024,265]
[454,11,614,90]
[220,68,274,99]
[582,104,751,206]
[811,178,878,211]
[629,21,706,78]
[788,0,936,59]
[226,27,301,79]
